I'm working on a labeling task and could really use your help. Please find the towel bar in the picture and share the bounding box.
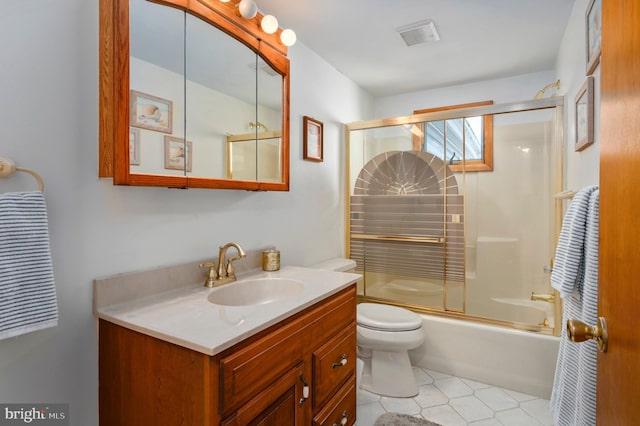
[554,189,576,200]
[0,156,44,192]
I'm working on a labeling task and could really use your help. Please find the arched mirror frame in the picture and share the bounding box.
[99,0,290,191]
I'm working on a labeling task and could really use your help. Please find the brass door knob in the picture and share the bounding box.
[566,317,608,353]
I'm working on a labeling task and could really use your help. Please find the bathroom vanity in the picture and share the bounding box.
[95,263,359,425]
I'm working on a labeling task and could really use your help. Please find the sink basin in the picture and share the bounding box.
[208,278,304,306]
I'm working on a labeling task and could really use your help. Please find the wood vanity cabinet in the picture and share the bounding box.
[99,285,357,425]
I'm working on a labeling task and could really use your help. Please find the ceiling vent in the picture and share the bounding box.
[396,20,440,46]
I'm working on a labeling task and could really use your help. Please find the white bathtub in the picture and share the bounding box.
[408,314,560,399]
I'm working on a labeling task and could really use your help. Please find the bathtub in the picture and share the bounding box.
[408,314,560,398]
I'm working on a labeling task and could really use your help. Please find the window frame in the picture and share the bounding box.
[413,100,494,172]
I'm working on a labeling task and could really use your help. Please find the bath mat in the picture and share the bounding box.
[374,412,442,426]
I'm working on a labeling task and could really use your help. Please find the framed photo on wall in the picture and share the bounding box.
[575,76,594,152]
[164,136,193,172]
[585,0,602,75]
[130,90,173,133]
[129,127,140,165]
[303,116,323,162]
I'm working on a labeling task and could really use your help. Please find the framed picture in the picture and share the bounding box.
[130,90,173,133]
[575,76,594,152]
[164,136,193,172]
[129,127,140,165]
[585,0,602,75]
[303,116,323,162]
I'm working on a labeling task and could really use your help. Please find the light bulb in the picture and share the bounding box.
[238,0,257,19]
[261,15,278,34]
[280,28,296,46]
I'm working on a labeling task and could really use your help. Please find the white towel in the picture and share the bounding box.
[550,186,599,426]
[0,191,58,340]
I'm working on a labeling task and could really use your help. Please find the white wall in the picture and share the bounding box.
[556,0,600,190]
[373,70,557,119]
[0,1,372,424]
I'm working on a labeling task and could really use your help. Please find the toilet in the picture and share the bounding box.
[357,303,424,397]
[309,258,425,398]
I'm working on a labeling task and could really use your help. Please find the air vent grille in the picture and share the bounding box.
[397,20,440,47]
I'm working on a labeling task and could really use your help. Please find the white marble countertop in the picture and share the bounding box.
[96,266,360,356]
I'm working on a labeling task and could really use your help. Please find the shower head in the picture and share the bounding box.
[534,80,561,99]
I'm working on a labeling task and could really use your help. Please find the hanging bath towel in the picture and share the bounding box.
[550,186,599,426]
[0,191,58,340]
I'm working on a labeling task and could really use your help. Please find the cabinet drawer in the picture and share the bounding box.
[313,376,356,426]
[220,286,356,415]
[313,325,356,408]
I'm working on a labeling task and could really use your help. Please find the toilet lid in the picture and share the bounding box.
[357,303,422,331]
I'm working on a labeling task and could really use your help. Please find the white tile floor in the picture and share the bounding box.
[356,367,554,426]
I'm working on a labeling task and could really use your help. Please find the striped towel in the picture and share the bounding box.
[0,191,58,340]
[550,186,599,426]
[551,185,599,298]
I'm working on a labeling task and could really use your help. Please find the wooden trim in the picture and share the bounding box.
[414,100,494,172]
[98,0,114,177]
[415,100,495,114]
[303,116,324,162]
[99,0,291,190]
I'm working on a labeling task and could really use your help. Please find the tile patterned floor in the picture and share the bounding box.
[356,367,554,426]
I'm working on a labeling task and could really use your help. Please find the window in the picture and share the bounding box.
[413,101,493,172]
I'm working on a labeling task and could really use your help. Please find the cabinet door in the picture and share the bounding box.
[313,326,356,408]
[222,363,310,426]
[313,376,356,426]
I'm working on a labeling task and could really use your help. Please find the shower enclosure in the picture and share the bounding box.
[346,98,564,335]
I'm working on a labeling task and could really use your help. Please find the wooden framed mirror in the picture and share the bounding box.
[99,0,290,191]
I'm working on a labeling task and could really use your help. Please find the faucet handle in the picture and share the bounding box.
[225,257,241,278]
[199,262,218,288]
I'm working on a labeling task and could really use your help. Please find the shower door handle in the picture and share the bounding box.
[566,317,608,352]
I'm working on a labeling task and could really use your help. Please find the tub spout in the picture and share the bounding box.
[531,292,555,303]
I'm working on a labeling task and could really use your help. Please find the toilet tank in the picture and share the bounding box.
[308,258,363,298]
[308,258,357,272]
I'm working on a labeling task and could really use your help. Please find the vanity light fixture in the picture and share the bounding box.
[280,28,297,47]
[223,0,296,46]
[238,0,258,19]
[261,15,278,34]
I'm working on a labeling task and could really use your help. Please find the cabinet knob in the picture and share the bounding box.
[332,354,348,368]
[299,372,310,406]
[333,411,348,426]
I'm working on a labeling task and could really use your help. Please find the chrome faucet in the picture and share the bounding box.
[199,242,247,287]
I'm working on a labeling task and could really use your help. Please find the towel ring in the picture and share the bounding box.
[0,157,45,192]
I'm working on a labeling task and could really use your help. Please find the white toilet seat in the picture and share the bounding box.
[357,303,422,331]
